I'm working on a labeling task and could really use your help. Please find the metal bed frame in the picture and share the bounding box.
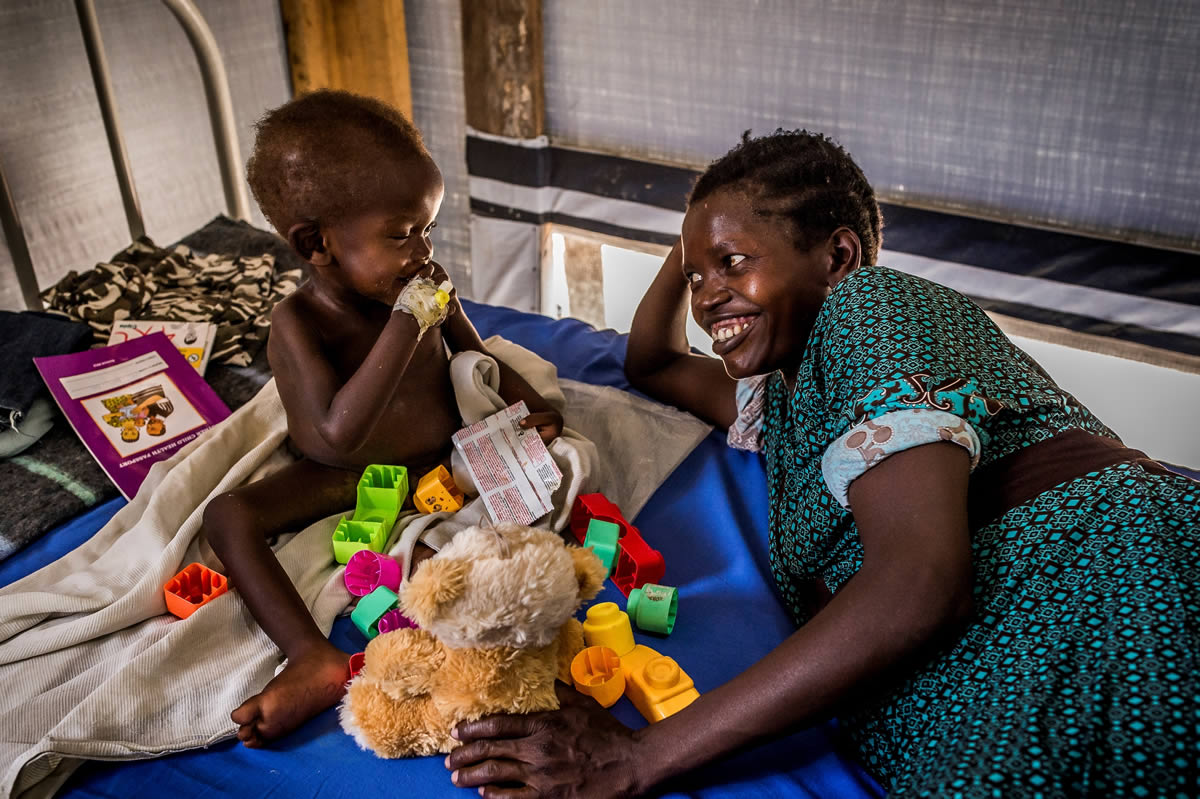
[0,0,250,312]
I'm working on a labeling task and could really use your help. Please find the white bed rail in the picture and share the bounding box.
[0,0,251,312]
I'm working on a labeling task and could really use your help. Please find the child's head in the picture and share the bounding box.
[689,129,882,267]
[247,89,432,241]
[247,90,444,305]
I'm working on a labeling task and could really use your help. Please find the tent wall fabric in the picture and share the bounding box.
[466,132,1200,373]
[542,0,1200,252]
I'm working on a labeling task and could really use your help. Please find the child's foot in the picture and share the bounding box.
[232,643,350,747]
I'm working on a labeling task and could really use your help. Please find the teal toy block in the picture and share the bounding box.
[351,586,399,639]
[355,464,409,533]
[584,519,621,576]
[332,518,387,564]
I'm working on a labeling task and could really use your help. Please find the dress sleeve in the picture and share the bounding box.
[726,373,769,452]
[817,269,1020,453]
[820,408,981,508]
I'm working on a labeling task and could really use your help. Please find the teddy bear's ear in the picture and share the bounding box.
[569,545,607,601]
[401,557,468,625]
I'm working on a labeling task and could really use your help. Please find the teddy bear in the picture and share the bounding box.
[338,523,607,757]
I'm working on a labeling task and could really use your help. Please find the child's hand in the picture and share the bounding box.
[426,261,458,321]
[520,410,563,445]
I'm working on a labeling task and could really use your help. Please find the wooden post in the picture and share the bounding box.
[279,0,413,119]
[460,0,544,138]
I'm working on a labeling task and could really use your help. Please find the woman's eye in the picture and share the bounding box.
[725,254,746,268]
[390,232,411,241]
[685,272,702,286]
[425,221,438,234]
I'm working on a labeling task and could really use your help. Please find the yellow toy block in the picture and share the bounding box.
[619,644,699,722]
[414,465,465,514]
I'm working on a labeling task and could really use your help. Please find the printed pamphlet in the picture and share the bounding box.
[451,401,563,525]
[34,332,231,499]
[107,319,218,375]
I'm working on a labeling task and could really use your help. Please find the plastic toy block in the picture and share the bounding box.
[571,646,625,708]
[620,646,700,723]
[376,608,419,634]
[582,602,636,656]
[627,583,678,634]
[163,563,228,619]
[332,518,387,564]
[611,526,666,597]
[344,550,402,597]
[351,586,400,639]
[348,651,366,679]
[355,464,409,532]
[570,493,625,544]
[584,519,621,576]
[414,465,465,514]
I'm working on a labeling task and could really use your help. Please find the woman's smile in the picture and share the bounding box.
[710,314,758,353]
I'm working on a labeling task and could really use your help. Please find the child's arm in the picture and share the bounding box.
[437,267,564,443]
[269,297,426,456]
[625,242,738,429]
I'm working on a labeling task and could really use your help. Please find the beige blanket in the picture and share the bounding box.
[0,338,710,799]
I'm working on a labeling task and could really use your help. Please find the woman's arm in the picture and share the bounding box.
[446,441,974,798]
[625,242,738,429]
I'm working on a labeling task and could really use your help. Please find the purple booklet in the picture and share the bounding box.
[34,332,231,499]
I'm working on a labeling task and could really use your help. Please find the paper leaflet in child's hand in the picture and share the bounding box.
[451,401,563,525]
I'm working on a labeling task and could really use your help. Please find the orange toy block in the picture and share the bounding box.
[620,645,700,723]
[164,563,228,619]
[414,465,465,514]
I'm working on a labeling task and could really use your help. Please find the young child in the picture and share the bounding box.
[444,130,1199,797]
[204,90,562,748]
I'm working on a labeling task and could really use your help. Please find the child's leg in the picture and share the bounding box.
[202,457,359,747]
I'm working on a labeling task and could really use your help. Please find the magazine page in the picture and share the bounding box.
[107,320,217,375]
[34,332,231,499]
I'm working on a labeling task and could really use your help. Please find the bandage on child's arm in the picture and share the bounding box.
[394,276,453,338]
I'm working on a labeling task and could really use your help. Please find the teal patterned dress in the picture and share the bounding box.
[759,267,1199,797]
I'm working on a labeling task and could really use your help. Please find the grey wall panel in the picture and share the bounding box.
[405,0,472,291]
[0,0,291,311]
[543,1,1200,251]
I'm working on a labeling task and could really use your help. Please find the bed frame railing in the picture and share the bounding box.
[0,0,251,312]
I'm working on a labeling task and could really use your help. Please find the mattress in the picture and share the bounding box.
[0,299,883,799]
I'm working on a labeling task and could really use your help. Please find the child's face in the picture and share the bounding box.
[323,156,445,306]
[681,186,835,379]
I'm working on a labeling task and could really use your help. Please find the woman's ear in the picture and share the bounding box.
[826,227,861,287]
[287,220,331,266]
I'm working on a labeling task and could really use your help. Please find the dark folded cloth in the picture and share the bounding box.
[0,310,92,428]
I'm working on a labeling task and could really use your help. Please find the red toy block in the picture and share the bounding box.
[570,493,625,544]
[611,526,665,597]
[164,563,229,619]
[348,651,366,679]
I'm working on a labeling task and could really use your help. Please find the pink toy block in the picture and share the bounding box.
[376,609,419,634]
[344,550,402,597]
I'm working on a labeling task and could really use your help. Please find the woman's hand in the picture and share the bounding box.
[446,683,645,798]
[520,410,564,445]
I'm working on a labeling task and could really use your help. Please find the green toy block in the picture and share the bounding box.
[351,586,399,639]
[355,464,409,533]
[332,518,387,564]
[584,519,621,576]
[627,583,678,635]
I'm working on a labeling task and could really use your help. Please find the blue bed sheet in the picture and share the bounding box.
[1,302,882,799]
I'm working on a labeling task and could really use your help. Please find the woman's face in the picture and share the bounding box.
[681,186,845,380]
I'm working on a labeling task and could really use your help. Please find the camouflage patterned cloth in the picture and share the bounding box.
[41,237,302,367]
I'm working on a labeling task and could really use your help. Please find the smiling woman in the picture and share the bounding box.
[446,130,1200,799]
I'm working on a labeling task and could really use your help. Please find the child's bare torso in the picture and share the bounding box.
[273,291,461,474]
